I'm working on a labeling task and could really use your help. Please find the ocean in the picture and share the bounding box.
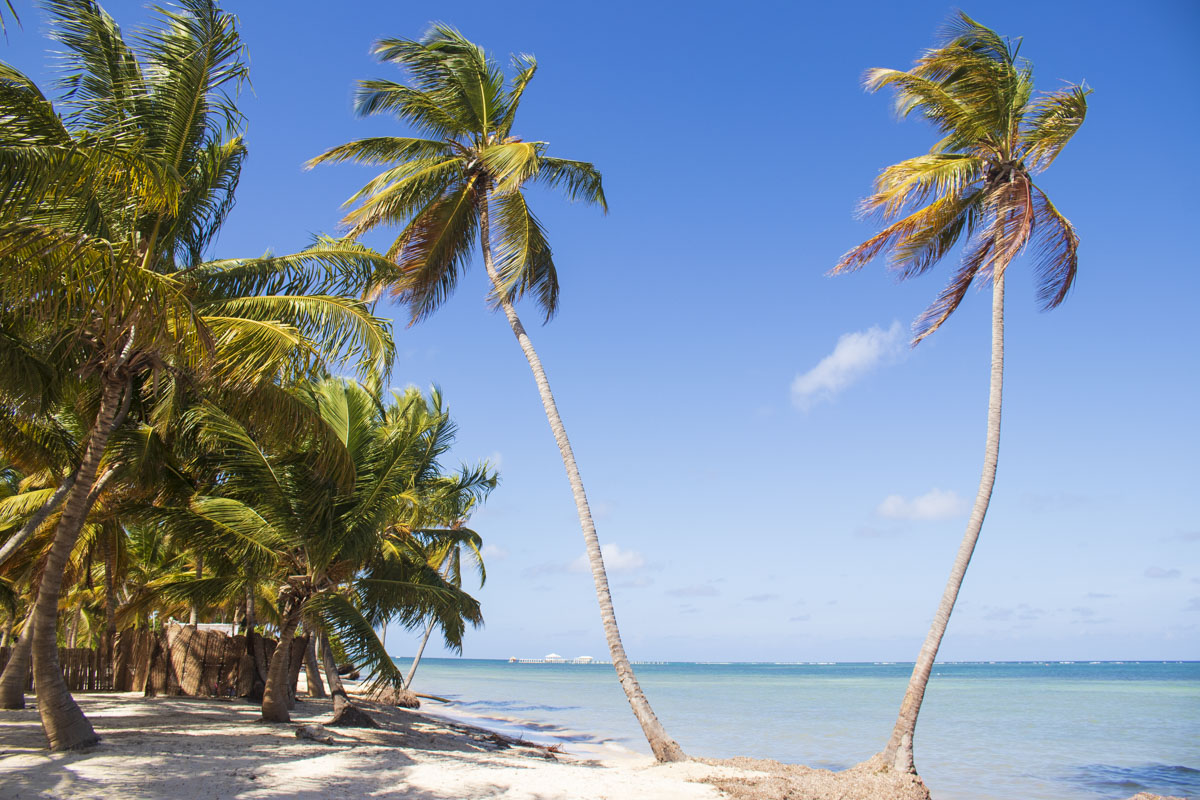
[390,658,1200,800]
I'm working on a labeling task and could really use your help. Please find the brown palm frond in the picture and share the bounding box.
[1028,185,1079,309]
[911,231,993,344]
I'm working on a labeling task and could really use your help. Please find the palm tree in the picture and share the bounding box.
[0,0,395,750]
[833,13,1088,774]
[402,511,487,691]
[309,26,686,762]
[154,379,492,725]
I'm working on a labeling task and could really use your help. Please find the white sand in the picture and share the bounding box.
[0,692,752,799]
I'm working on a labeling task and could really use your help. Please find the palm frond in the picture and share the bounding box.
[390,180,480,324]
[1028,186,1079,309]
[533,157,607,210]
[1021,84,1090,172]
[490,191,557,320]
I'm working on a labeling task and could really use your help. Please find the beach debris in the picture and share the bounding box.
[294,724,335,745]
[335,662,361,680]
[371,685,421,709]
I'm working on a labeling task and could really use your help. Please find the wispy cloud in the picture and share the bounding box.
[745,593,779,603]
[668,584,720,598]
[480,544,508,561]
[570,543,645,574]
[877,488,968,521]
[1145,566,1181,579]
[791,321,904,410]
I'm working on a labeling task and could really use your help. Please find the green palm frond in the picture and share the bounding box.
[490,191,557,319]
[1022,84,1090,172]
[308,591,405,693]
[307,136,453,169]
[496,54,536,138]
[207,294,393,382]
[480,141,544,195]
[534,157,607,210]
[391,180,480,324]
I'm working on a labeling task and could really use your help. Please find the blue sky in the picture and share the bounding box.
[5,0,1198,661]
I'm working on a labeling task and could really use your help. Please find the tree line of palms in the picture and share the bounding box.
[1,0,1088,785]
[0,0,493,749]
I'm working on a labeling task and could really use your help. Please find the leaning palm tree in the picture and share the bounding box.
[832,12,1088,774]
[309,26,686,762]
[0,0,395,750]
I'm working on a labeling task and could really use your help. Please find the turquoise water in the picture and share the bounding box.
[393,659,1200,800]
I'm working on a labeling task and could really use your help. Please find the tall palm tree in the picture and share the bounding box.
[833,12,1088,774]
[0,0,395,750]
[309,26,686,762]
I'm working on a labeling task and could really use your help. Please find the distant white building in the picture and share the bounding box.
[544,652,565,662]
[572,656,594,664]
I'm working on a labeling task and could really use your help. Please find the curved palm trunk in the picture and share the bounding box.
[478,189,685,763]
[319,632,375,727]
[0,608,34,708]
[882,268,1006,773]
[31,376,127,750]
[260,598,302,722]
[403,617,436,690]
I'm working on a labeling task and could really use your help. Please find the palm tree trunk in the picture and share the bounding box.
[243,585,267,700]
[477,186,684,762]
[189,555,203,625]
[0,612,11,647]
[403,617,436,690]
[260,597,302,722]
[0,471,76,569]
[102,533,117,681]
[303,632,325,698]
[0,607,34,708]
[31,375,128,750]
[319,632,375,727]
[881,266,1006,773]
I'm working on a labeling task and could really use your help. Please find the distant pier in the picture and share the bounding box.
[507,655,666,665]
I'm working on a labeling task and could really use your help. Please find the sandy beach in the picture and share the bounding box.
[0,692,747,800]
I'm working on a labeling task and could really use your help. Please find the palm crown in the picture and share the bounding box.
[833,12,1089,343]
[309,24,606,324]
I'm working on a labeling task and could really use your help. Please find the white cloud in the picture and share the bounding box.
[877,488,968,521]
[791,321,904,410]
[570,543,645,574]
[1144,566,1181,579]
[480,544,508,561]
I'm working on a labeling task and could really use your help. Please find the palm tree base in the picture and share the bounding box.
[327,696,378,728]
[38,694,100,751]
[651,740,687,763]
